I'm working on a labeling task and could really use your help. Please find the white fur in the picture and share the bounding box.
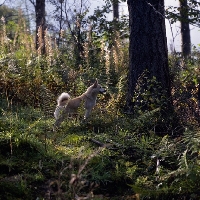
[54,93,70,119]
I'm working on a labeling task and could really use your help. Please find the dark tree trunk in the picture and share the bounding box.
[179,0,191,58]
[198,82,200,114]
[112,0,119,33]
[35,0,46,55]
[125,0,180,136]
[57,0,63,47]
[113,0,119,20]
[126,0,171,111]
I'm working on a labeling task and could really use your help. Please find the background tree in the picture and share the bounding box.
[126,0,173,133]
[166,0,200,56]
[29,0,46,55]
[179,0,191,58]
[50,0,90,68]
[57,0,64,47]
[112,0,119,20]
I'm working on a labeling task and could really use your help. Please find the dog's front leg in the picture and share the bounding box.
[84,108,92,119]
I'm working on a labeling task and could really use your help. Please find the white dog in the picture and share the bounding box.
[54,79,106,129]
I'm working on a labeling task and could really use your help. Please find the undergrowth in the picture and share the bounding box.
[0,6,200,200]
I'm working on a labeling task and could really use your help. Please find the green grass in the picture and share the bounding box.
[1,99,200,199]
[0,103,132,199]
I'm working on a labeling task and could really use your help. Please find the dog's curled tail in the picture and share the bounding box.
[54,93,70,119]
[57,92,70,106]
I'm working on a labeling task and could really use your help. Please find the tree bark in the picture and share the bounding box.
[126,0,173,119]
[57,0,63,47]
[198,82,200,115]
[179,0,191,58]
[35,0,46,55]
[113,0,119,20]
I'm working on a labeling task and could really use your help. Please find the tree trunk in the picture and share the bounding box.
[179,0,191,58]
[35,0,46,55]
[126,0,177,135]
[126,0,171,110]
[113,0,119,20]
[112,0,119,61]
[198,82,200,115]
[112,0,119,35]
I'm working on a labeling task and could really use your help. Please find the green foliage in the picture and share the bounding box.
[133,71,167,113]
[170,53,200,126]
[0,3,200,199]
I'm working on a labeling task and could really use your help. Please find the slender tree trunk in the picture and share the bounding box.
[112,0,119,70]
[113,0,119,20]
[179,0,191,58]
[35,0,46,55]
[112,0,119,36]
[58,0,64,47]
[198,82,200,115]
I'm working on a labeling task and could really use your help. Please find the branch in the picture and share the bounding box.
[29,0,36,7]
[89,138,118,150]
[0,0,7,6]
[89,138,105,147]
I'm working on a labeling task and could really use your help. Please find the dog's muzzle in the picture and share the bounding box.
[99,89,106,94]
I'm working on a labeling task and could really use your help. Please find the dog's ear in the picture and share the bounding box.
[93,79,98,88]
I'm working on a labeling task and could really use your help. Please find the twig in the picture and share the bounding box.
[89,138,105,147]
[89,138,118,150]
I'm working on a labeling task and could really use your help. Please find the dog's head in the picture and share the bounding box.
[93,79,106,94]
